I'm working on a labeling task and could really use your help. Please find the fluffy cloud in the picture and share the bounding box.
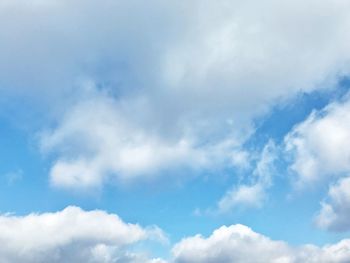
[2,0,350,188]
[285,95,350,188]
[40,91,246,189]
[0,206,165,263]
[316,176,350,232]
[172,224,350,263]
[284,94,350,232]
[3,207,350,263]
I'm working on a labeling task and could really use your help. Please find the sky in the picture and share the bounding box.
[1,0,350,262]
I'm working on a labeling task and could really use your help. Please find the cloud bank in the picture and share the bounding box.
[1,208,349,263]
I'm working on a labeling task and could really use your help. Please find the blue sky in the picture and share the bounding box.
[1,1,350,262]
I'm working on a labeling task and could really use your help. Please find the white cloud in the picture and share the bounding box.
[172,224,350,263]
[316,176,350,232]
[285,95,350,232]
[3,206,350,263]
[217,140,277,212]
[2,0,350,188]
[218,184,266,212]
[0,206,166,263]
[285,95,350,188]
[40,92,247,189]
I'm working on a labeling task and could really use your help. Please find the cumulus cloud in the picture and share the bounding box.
[0,206,166,263]
[40,91,247,189]
[3,207,350,263]
[316,176,350,232]
[285,95,350,188]
[40,93,207,188]
[2,0,350,189]
[172,224,350,263]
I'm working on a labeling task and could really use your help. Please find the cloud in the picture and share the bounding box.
[2,206,350,263]
[2,0,350,189]
[40,91,246,189]
[0,206,166,263]
[284,94,350,232]
[172,224,350,263]
[217,140,277,213]
[285,95,350,188]
[218,184,266,212]
[316,176,350,232]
